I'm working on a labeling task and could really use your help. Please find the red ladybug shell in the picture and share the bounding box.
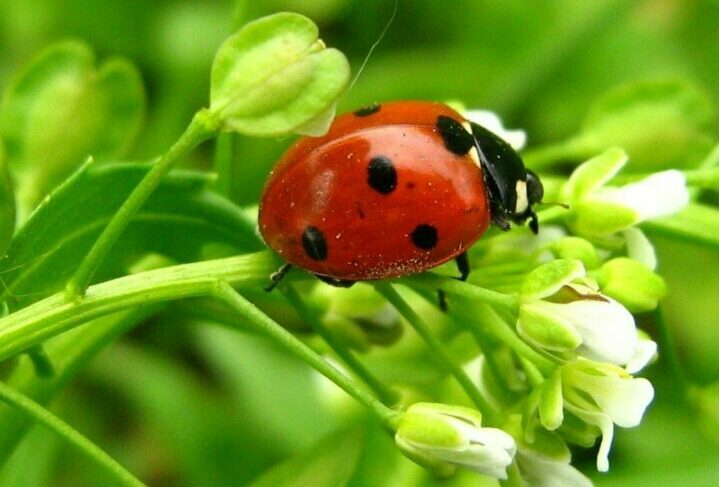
[258,101,491,281]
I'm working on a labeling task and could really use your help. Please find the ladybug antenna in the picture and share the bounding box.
[535,201,570,210]
[348,0,398,92]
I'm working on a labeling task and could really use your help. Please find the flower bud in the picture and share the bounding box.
[518,260,645,367]
[594,258,666,313]
[209,13,350,137]
[561,148,689,239]
[395,403,516,479]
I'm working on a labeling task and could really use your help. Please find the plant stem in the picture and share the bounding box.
[403,274,519,314]
[65,109,221,299]
[472,304,556,375]
[502,461,523,487]
[518,356,544,388]
[653,306,690,406]
[281,285,400,405]
[374,282,498,421]
[214,281,401,431]
[0,381,145,487]
[213,132,235,198]
[0,252,278,362]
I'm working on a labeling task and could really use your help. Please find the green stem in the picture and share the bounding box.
[471,304,556,375]
[214,281,401,431]
[65,109,221,299]
[0,381,144,487]
[27,345,54,378]
[374,282,498,421]
[403,274,519,314]
[684,165,719,190]
[465,322,512,404]
[281,285,400,405]
[214,132,235,198]
[502,461,523,487]
[518,356,544,388]
[0,251,277,362]
[653,306,690,406]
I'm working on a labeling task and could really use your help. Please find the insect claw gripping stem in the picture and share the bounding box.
[264,263,293,292]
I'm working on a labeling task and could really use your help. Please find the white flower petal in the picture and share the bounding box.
[517,449,593,487]
[626,337,658,374]
[565,403,614,472]
[464,109,527,151]
[545,297,637,366]
[599,170,689,222]
[577,374,654,427]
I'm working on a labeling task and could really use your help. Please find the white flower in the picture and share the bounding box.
[395,402,516,479]
[562,148,690,238]
[561,361,654,472]
[463,109,527,151]
[516,448,593,487]
[517,259,653,368]
[596,169,689,222]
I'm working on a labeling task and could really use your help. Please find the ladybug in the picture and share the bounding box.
[258,101,543,289]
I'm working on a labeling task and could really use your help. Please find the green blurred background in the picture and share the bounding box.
[1,0,719,485]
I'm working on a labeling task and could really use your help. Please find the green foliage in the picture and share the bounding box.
[0,41,145,212]
[0,2,718,486]
[0,162,259,310]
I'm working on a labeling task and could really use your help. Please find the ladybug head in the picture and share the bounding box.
[510,169,543,235]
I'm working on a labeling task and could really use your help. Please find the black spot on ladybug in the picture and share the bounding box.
[411,224,438,250]
[406,182,416,189]
[367,156,397,194]
[302,226,327,261]
[436,116,474,156]
[354,103,381,117]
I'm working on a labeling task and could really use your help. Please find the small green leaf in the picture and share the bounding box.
[577,80,715,172]
[517,303,583,352]
[539,371,564,431]
[0,163,260,310]
[210,12,350,136]
[0,41,145,211]
[521,259,585,299]
[0,142,15,256]
[561,147,627,202]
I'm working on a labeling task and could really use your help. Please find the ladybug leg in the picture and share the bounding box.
[528,210,539,235]
[455,252,470,281]
[437,289,448,312]
[264,263,293,292]
[315,274,356,288]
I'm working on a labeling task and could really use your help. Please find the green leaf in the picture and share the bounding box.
[0,142,15,257]
[0,41,145,211]
[521,259,585,299]
[250,428,364,487]
[577,80,715,172]
[0,162,261,310]
[539,371,564,431]
[210,12,350,136]
[561,147,627,202]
